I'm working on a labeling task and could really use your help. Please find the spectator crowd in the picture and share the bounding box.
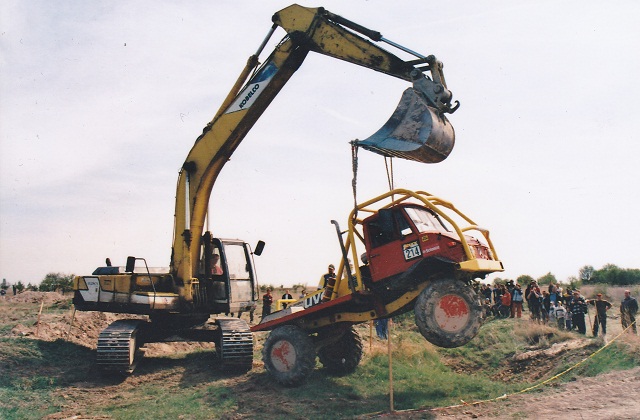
[479,281,638,337]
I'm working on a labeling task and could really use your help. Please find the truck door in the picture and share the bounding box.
[364,208,420,281]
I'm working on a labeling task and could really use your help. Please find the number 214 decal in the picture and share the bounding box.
[402,241,422,261]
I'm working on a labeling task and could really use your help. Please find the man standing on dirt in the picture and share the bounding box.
[586,293,612,337]
[568,290,588,334]
[511,284,524,318]
[620,290,638,334]
[281,289,293,309]
[261,289,273,319]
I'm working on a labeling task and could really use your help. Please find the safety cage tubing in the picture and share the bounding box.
[331,189,503,296]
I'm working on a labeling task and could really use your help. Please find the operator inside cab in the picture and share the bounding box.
[211,250,224,275]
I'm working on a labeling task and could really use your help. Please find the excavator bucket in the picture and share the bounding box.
[355,88,455,163]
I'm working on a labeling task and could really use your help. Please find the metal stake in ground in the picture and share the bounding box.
[388,318,394,413]
[66,306,77,339]
[35,297,45,337]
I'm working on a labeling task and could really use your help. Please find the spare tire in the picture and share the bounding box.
[414,278,483,348]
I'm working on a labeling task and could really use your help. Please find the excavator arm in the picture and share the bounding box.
[172,4,459,293]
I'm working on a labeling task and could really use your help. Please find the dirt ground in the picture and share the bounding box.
[3,291,640,419]
[383,366,640,419]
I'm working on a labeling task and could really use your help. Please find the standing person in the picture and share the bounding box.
[548,284,558,307]
[261,289,273,319]
[524,282,533,315]
[620,290,639,334]
[375,318,389,339]
[586,293,612,337]
[554,301,567,330]
[318,264,336,290]
[281,289,293,309]
[500,286,511,318]
[506,280,516,318]
[541,291,551,324]
[482,284,493,304]
[528,282,542,322]
[493,284,503,308]
[568,290,588,334]
[511,284,524,318]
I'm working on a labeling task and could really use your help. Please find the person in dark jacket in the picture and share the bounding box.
[261,289,273,319]
[568,290,588,334]
[621,290,639,334]
[586,293,612,337]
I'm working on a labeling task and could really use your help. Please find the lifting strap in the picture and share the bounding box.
[351,142,359,222]
[351,142,397,221]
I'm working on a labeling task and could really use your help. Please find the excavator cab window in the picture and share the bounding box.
[222,242,254,303]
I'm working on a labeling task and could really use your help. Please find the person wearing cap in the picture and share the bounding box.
[318,264,336,290]
[568,290,588,334]
[586,293,612,337]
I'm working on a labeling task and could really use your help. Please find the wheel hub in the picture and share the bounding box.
[434,294,470,332]
[270,339,297,372]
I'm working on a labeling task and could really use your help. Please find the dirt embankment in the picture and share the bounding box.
[4,291,640,419]
[6,291,215,355]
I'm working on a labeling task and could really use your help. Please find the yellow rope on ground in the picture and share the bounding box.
[371,320,638,418]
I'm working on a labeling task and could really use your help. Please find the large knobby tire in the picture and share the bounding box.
[414,279,483,348]
[262,325,315,387]
[318,327,363,375]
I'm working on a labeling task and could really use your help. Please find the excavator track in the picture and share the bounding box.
[97,319,145,374]
[216,318,254,372]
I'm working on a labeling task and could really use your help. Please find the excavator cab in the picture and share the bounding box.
[197,233,262,315]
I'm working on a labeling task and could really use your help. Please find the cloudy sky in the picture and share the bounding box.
[1,0,639,288]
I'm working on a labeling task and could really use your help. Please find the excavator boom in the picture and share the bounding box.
[173,4,459,287]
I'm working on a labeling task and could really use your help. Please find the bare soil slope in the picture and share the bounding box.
[2,292,640,419]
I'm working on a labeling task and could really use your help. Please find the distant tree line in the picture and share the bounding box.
[492,264,640,287]
[579,264,640,286]
[1,272,75,294]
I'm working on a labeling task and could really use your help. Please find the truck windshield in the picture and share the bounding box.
[404,207,450,234]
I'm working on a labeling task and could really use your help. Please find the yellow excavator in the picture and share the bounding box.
[73,4,497,378]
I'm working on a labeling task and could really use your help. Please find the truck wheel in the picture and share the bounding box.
[414,279,482,348]
[318,327,362,375]
[262,325,315,387]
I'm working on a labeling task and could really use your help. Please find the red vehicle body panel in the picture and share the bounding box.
[363,204,480,283]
